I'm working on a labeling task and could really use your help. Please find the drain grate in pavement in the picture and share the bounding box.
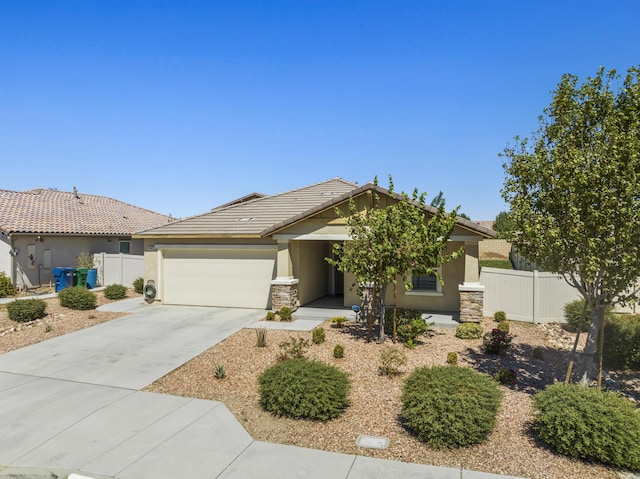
[355,435,389,449]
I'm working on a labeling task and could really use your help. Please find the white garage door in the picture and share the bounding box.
[162,247,276,308]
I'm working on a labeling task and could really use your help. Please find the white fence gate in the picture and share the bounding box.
[480,267,581,323]
[93,253,144,287]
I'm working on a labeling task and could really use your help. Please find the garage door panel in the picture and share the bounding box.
[162,248,276,308]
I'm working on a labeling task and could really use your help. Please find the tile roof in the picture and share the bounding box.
[137,178,495,239]
[137,178,360,237]
[0,188,175,235]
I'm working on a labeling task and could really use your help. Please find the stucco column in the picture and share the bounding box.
[276,240,294,278]
[271,240,299,310]
[464,241,480,283]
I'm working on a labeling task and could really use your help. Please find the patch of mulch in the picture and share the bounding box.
[147,318,638,479]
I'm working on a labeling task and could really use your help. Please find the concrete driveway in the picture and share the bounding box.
[0,298,525,479]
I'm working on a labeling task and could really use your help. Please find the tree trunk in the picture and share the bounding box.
[377,286,387,343]
[366,289,375,343]
[565,300,588,383]
[392,285,397,343]
[597,313,605,390]
[575,306,605,385]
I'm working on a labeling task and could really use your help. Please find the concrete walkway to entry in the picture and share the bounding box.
[0,298,526,479]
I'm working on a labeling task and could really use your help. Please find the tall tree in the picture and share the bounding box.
[328,177,461,342]
[502,66,640,384]
[493,211,516,239]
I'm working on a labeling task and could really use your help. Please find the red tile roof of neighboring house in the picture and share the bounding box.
[0,188,175,236]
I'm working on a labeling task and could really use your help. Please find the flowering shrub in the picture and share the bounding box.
[495,367,517,385]
[397,318,428,348]
[482,328,512,355]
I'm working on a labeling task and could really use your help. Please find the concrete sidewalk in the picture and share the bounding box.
[0,298,527,479]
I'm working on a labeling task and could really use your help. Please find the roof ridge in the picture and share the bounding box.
[205,177,360,213]
[261,177,359,199]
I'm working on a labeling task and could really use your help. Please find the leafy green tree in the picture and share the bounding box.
[328,176,461,342]
[493,211,516,239]
[502,66,640,384]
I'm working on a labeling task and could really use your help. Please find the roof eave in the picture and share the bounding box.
[263,182,496,239]
[132,233,263,240]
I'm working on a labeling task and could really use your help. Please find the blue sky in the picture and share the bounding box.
[1,1,639,220]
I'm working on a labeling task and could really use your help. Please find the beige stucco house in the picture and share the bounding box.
[136,178,495,320]
[0,188,175,289]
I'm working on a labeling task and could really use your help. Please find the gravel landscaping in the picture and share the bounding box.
[2,294,637,479]
[147,316,639,479]
[0,289,130,354]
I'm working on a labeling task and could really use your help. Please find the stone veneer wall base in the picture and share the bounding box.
[458,284,484,323]
[271,279,299,311]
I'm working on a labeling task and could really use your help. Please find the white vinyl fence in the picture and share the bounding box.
[480,267,581,323]
[93,253,144,287]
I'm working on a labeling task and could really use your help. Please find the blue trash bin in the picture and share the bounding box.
[60,267,75,291]
[53,267,64,292]
[86,268,97,289]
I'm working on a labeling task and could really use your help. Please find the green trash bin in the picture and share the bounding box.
[75,268,89,288]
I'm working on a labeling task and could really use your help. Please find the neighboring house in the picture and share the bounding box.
[136,178,495,321]
[0,188,175,289]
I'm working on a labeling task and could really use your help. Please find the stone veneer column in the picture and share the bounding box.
[271,278,299,311]
[458,283,485,323]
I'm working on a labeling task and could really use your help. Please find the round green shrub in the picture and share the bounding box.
[533,383,640,470]
[603,314,640,370]
[564,301,615,333]
[563,299,590,332]
[333,344,344,358]
[258,358,350,421]
[455,322,483,339]
[312,327,326,344]
[103,284,128,300]
[278,306,292,321]
[446,351,458,365]
[265,311,276,321]
[6,299,47,322]
[494,311,507,322]
[401,366,502,448]
[133,277,144,294]
[58,286,97,310]
[497,320,510,334]
[0,271,16,298]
